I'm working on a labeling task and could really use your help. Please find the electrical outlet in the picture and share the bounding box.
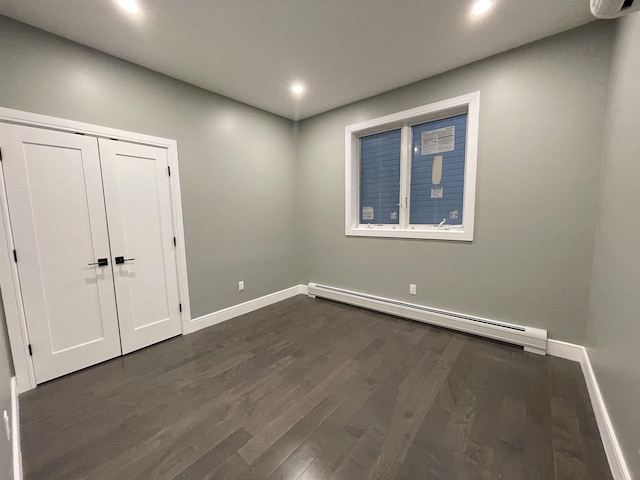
[409,284,417,295]
[238,281,245,291]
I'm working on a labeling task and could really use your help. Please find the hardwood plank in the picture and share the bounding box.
[342,331,441,440]
[420,338,488,479]
[170,428,252,480]
[235,336,398,480]
[329,425,385,480]
[238,356,362,464]
[457,342,511,479]
[550,397,588,480]
[523,354,555,480]
[265,441,320,480]
[18,297,613,480]
[371,336,467,474]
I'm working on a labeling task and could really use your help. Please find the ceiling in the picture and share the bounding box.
[0,0,595,120]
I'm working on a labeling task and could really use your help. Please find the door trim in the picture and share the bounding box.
[0,106,192,392]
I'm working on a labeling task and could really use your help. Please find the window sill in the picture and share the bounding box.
[345,226,473,242]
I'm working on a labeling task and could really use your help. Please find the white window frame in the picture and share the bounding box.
[345,91,480,241]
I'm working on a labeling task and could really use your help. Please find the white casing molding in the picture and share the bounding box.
[11,377,22,480]
[0,107,191,392]
[547,340,632,480]
[345,91,480,242]
[188,285,307,333]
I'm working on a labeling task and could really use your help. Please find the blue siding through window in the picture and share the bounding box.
[410,114,467,225]
[359,129,401,224]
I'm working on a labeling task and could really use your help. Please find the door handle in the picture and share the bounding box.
[115,256,135,265]
[88,258,109,267]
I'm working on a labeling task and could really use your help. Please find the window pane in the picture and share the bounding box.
[359,129,401,224]
[409,114,467,226]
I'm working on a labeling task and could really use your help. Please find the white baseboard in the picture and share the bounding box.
[547,340,631,480]
[188,285,307,333]
[580,348,632,480]
[11,377,22,480]
[546,339,584,363]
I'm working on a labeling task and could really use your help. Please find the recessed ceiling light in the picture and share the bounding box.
[291,83,305,96]
[472,0,493,16]
[118,0,140,14]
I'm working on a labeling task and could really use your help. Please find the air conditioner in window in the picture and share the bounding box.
[591,0,640,18]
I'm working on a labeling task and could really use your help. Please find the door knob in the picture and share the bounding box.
[115,256,135,265]
[88,258,109,266]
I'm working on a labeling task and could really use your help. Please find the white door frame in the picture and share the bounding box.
[0,107,192,392]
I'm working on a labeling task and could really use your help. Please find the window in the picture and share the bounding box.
[345,92,479,241]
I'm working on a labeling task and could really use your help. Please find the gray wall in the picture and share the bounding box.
[586,12,640,478]
[0,15,301,320]
[297,22,613,344]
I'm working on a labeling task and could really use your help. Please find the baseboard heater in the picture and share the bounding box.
[307,283,547,355]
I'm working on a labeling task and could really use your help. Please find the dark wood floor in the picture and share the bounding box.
[20,296,612,480]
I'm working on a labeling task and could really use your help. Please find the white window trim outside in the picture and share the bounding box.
[345,91,480,241]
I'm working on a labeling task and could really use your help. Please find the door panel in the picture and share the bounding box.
[0,124,122,383]
[99,139,181,354]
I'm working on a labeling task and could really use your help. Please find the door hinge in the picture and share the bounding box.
[12,249,17,262]
[28,344,32,356]
[173,237,177,247]
[179,303,182,313]
[168,166,171,176]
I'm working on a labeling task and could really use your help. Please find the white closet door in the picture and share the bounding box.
[99,139,181,354]
[0,124,122,383]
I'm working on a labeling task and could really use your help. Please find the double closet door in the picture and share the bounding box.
[0,123,182,384]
